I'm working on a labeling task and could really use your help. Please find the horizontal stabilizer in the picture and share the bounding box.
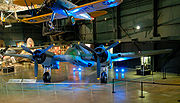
[89,11,108,18]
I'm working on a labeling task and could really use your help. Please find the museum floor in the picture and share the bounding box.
[0,63,180,103]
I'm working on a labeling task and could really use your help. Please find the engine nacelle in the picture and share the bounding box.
[94,47,109,63]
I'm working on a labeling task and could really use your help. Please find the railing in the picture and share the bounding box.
[0,78,112,97]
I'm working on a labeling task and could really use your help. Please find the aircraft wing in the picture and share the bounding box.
[13,0,44,6]
[0,46,45,51]
[4,53,33,60]
[69,0,123,14]
[53,55,95,67]
[112,49,172,62]
[20,13,67,23]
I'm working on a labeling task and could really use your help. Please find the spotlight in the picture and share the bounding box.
[116,69,119,72]
[78,68,82,71]
[121,68,125,72]
[136,25,140,30]
[73,68,76,71]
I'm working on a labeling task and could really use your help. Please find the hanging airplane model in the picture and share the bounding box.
[12,0,123,29]
[2,41,172,83]
[0,0,35,27]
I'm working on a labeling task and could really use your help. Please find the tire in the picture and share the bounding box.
[43,72,51,83]
[100,72,107,83]
[67,16,75,25]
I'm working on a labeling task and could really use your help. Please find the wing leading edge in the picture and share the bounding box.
[112,49,172,62]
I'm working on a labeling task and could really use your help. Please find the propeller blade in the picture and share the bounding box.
[42,44,54,53]
[104,41,120,52]
[97,56,101,79]
[79,43,97,54]
[21,45,33,54]
[34,60,38,78]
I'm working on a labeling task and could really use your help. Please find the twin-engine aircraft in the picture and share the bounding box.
[12,0,123,29]
[3,42,172,83]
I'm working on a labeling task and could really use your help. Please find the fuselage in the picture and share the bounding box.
[47,0,93,20]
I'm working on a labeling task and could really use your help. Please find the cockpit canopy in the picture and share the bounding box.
[65,44,92,58]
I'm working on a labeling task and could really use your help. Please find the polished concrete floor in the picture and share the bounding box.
[0,63,180,103]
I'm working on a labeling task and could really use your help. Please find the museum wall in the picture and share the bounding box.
[158,0,180,38]
[113,40,180,73]
[0,23,46,46]
[0,23,23,46]
[80,0,180,43]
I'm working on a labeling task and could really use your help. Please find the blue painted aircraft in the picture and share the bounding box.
[3,42,172,83]
[13,0,123,28]
[79,42,172,83]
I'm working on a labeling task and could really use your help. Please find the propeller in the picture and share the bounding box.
[104,41,120,52]
[21,44,54,78]
[42,44,54,54]
[21,45,33,54]
[79,41,120,79]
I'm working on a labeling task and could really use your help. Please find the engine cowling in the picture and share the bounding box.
[46,0,56,8]
[94,47,108,63]
[32,50,46,64]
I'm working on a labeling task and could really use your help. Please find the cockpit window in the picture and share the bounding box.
[65,44,85,56]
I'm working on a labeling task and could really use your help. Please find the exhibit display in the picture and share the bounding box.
[0,0,180,102]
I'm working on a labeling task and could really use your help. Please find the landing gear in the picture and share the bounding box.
[67,16,75,25]
[100,71,107,83]
[43,72,51,83]
[43,66,52,83]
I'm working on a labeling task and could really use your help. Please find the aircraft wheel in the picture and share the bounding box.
[100,71,107,83]
[67,16,75,25]
[43,72,51,83]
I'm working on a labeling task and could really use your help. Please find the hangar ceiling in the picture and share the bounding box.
[0,0,179,45]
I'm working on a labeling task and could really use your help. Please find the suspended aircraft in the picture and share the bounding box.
[0,0,34,27]
[12,0,123,29]
[3,41,172,83]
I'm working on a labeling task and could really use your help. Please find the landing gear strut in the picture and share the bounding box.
[67,16,75,25]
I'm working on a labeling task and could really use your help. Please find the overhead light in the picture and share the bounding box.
[5,24,12,28]
[136,25,140,30]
